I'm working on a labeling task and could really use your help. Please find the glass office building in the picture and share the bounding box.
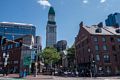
[105,13,120,27]
[0,22,36,40]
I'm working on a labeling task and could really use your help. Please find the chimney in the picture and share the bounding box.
[79,21,83,28]
[98,22,103,28]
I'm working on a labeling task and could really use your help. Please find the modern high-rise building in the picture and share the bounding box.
[105,13,120,27]
[34,36,42,52]
[56,40,67,52]
[0,22,36,40]
[46,7,57,47]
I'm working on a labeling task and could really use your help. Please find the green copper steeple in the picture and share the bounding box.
[49,7,55,15]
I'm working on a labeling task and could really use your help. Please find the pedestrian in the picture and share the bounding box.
[5,67,8,76]
[23,69,27,77]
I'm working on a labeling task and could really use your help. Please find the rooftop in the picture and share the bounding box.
[48,7,55,15]
[0,22,34,26]
[83,25,120,35]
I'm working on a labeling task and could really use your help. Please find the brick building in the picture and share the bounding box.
[75,22,120,76]
[0,35,34,73]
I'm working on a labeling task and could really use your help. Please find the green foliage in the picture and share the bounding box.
[67,47,75,69]
[42,47,60,65]
[67,47,75,61]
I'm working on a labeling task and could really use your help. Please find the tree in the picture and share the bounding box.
[67,47,75,70]
[42,47,60,68]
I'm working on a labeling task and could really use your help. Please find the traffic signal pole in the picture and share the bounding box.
[34,48,38,77]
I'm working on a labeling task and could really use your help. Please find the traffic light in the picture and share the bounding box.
[2,38,7,45]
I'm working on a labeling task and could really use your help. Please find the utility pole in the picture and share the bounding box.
[34,48,38,77]
[88,48,93,78]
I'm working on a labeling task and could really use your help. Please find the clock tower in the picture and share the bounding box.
[46,7,57,47]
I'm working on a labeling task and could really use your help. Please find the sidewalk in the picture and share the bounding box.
[0,74,19,78]
[0,74,54,80]
[26,75,54,80]
[0,74,120,80]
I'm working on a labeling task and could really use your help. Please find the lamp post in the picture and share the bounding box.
[34,47,38,77]
[90,54,96,78]
[88,48,93,78]
[92,60,96,77]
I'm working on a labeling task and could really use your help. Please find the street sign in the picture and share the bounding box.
[23,56,31,66]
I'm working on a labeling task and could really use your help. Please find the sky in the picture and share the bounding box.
[0,0,120,48]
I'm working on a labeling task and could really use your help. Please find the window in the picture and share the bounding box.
[95,45,99,51]
[86,38,89,44]
[104,54,110,63]
[3,46,7,50]
[8,45,11,49]
[102,37,106,42]
[114,54,118,62]
[14,61,18,64]
[112,45,116,51]
[0,39,1,45]
[9,44,13,49]
[110,37,114,42]
[15,43,20,47]
[79,44,81,48]
[96,55,100,61]
[105,66,111,74]
[117,38,120,42]
[49,27,54,33]
[82,42,84,47]
[116,29,120,33]
[95,28,102,33]
[83,48,84,54]
[103,45,107,50]
[94,37,98,42]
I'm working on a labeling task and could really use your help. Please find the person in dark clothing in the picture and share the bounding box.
[3,66,8,76]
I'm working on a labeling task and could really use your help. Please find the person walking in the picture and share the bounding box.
[23,69,27,77]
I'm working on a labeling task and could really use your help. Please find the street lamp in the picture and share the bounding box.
[34,47,38,77]
[88,48,93,78]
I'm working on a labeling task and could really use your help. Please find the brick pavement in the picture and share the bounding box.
[0,74,120,80]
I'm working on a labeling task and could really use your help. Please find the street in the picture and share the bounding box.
[0,74,120,80]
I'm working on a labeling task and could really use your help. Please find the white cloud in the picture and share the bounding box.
[83,0,88,4]
[37,0,51,8]
[100,0,107,3]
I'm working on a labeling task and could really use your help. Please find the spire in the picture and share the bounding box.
[48,7,55,15]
